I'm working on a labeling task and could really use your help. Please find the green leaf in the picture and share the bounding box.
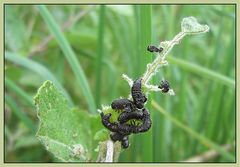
[34,80,103,162]
[95,5,106,108]
[94,129,109,142]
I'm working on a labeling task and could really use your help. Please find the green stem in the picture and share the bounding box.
[95,5,105,108]
[138,5,153,162]
[142,17,209,86]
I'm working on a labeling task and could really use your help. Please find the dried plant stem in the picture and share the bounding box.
[183,143,234,162]
[99,16,210,162]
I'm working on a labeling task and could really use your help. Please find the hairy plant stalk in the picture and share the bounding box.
[98,16,209,162]
[124,16,209,94]
[142,31,185,84]
[142,30,208,85]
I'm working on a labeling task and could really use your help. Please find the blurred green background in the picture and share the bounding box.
[4,4,236,162]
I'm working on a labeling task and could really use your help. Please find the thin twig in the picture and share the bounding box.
[28,6,94,57]
[183,143,234,162]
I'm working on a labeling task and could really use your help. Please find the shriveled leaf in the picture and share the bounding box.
[34,80,103,162]
[181,16,209,34]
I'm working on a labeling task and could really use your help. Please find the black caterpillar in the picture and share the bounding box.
[100,108,151,148]
[147,45,163,53]
[158,80,170,93]
[111,99,134,113]
[100,77,152,149]
[131,78,147,109]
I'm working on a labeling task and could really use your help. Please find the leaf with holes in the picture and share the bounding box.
[34,80,105,162]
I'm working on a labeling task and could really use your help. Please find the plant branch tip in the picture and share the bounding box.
[122,74,133,87]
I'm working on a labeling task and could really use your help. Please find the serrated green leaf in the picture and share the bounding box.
[34,80,103,162]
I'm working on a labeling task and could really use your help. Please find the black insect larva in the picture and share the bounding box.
[116,123,132,135]
[118,108,151,134]
[118,110,144,124]
[111,98,135,113]
[121,136,129,148]
[147,45,163,53]
[100,113,119,132]
[100,106,152,149]
[110,132,130,148]
[158,80,170,93]
[110,132,124,142]
[134,108,151,133]
[131,78,147,109]
[100,76,153,149]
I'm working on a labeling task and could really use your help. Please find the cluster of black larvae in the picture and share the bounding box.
[100,45,171,149]
[100,78,151,149]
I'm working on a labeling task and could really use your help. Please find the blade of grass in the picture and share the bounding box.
[37,5,96,114]
[160,5,176,161]
[206,12,235,141]
[136,5,153,162]
[221,20,235,143]
[174,18,192,159]
[5,94,36,133]
[5,77,34,107]
[77,49,117,102]
[151,100,235,161]
[5,51,73,106]
[167,56,235,88]
[95,5,105,108]
[107,10,132,75]
[188,11,226,154]
[115,11,134,76]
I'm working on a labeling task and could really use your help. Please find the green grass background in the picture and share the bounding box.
[4,4,236,162]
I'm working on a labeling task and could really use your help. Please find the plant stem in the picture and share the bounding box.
[142,17,209,86]
[105,140,114,162]
[95,5,105,108]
